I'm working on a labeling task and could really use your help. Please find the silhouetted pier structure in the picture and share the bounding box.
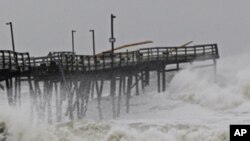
[0,43,219,122]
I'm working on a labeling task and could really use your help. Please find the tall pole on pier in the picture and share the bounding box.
[6,22,16,52]
[110,14,116,68]
[71,30,76,54]
[90,29,97,70]
[89,29,96,56]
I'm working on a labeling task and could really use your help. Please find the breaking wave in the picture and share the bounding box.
[1,53,250,141]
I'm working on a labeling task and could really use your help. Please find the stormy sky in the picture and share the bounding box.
[0,0,250,57]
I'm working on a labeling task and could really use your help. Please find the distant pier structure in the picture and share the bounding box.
[0,44,219,122]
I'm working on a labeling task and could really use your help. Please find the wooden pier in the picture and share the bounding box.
[0,43,219,122]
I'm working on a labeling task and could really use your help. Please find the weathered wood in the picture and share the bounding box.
[66,80,75,120]
[213,58,217,82]
[141,71,145,90]
[34,80,43,122]
[28,76,35,121]
[95,80,104,120]
[135,74,139,96]
[122,77,126,95]
[54,82,60,122]
[9,78,13,105]
[91,81,95,98]
[117,76,123,117]
[157,69,161,93]
[5,79,13,106]
[47,80,53,124]
[0,44,220,122]
[14,77,18,105]
[17,77,21,106]
[162,69,166,92]
[145,69,150,86]
[126,75,132,113]
[75,81,81,119]
[110,76,116,119]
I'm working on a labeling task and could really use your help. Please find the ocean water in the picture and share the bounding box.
[0,53,250,141]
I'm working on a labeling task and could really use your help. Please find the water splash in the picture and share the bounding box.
[1,53,250,141]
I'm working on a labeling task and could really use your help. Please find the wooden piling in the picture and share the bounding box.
[117,76,123,117]
[126,75,132,113]
[157,69,161,93]
[162,69,166,92]
[5,79,13,106]
[141,71,145,90]
[96,80,104,120]
[110,76,116,118]
[135,74,139,96]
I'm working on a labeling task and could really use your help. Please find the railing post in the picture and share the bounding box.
[2,51,6,69]
[132,52,135,65]
[76,56,79,71]
[211,45,214,55]
[32,58,35,67]
[147,49,150,61]
[185,47,187,61]
[27,53,31,71]
[215,44,219,57]
[87,56,90,71]
[203,46,205,55]
[194,47,197,58]
[175,47,178,62]
[157,48,159,60]
[81,56,84,72]
[8,51,12,70]
[165,48,168,62]
[137,51,141,65]
[14,52,18,71]
[126,50,129,66]
[65,55,69,72]
[102,54,105,70]
[71,55,74,72]
[94,55,97,71]
[21,54,24,71]
[119,53,122,67]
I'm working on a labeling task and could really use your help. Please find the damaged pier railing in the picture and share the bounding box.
[28,43,218,73]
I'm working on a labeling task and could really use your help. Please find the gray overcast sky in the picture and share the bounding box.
[1,0,250,57]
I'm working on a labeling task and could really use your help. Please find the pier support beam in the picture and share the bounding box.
[126,75,132,113]
[213,58,217,82]
[145,69,150,86]
[5,78,13,106]
[141,71,145,91]
[157,69,161,93]
[117,76,123,117]
[110,76,116,119]
[162,69,166,92]
[96,80,104,120]
[135,74,139,96]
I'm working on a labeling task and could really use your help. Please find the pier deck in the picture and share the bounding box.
[0,43,219,121]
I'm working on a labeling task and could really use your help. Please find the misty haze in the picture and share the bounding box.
[0,0,250,141]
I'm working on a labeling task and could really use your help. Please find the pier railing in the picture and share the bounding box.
[28,43,218,73]
[139,43,219,63]
[0,50,30,72]
[0,44,219,76]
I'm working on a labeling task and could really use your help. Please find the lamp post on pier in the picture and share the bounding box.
[89,29,96,56]
[90,29,97,70]
[71,30,76,54]
[6,22,16,52]
[109,14,116,68]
